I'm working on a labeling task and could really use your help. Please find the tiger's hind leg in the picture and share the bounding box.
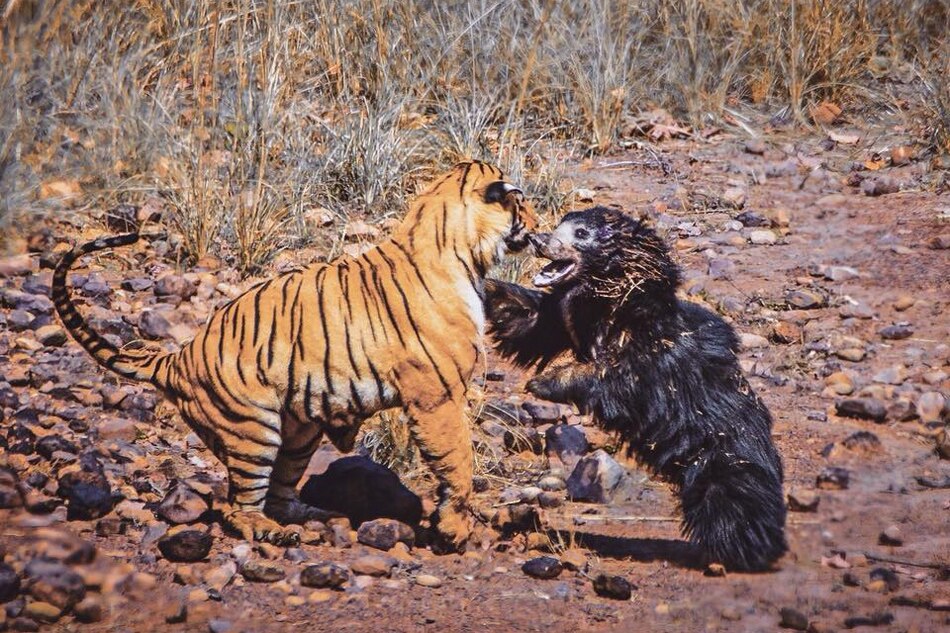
[398,366,474,551]
[207,410,300,545]
[263,423,332,525]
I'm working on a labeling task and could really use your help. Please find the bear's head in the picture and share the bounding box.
[531,206,680,307]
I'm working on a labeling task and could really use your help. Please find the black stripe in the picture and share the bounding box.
[266,304,278,368]
[315,267,333,394]
[369,263,406,347]
[458,162,473,198]
[390,241,434,299]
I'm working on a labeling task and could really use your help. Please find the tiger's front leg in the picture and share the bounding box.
[397,366,473,551]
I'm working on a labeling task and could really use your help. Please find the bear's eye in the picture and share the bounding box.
[574,227,590,240]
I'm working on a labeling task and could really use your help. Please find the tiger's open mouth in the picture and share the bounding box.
[533,259,577,287]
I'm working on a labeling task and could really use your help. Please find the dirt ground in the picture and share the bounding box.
[1,113,948,633]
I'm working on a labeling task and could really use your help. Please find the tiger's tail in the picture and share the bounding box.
[52,233,169,383]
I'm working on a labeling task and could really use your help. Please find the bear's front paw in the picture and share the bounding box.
[526,376,559,401]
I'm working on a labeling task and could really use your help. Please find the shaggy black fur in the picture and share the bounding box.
[485,206,787,572]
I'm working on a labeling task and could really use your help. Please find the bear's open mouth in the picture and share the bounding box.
[533,259,576,287]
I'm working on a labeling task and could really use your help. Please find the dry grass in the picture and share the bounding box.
[1,0,946,260]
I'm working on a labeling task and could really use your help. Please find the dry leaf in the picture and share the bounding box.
[864,152,886,171]
[809,101,842,125]
[889,146,914,166]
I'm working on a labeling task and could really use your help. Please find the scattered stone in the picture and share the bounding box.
[23,560,85,610]
[824,372,854,395]
[521,556,562,580]
[0,469,24,509]
[744,138,767,155]
[300,563,349,590]
[538,475,566,492]
[879,323,913,340]
[157,483,209,524]
[779,606,809,630]
[835,398,886,423]
[414,574,442,588]
[239,560,285,583]
[843,611,894,628]
[592,573,633,600]
[0,254,35,276]
[566,450,627,503]
[722,187,747,209]
[537,492,563,509]
[838,302,875,319]
[35,325,67,347]
[936,428,950,460]
[708,258,735,279]
[574,188,595,202]
[879,525,903,546]
[892,295,915,311]
[544,424,589,466]
[835,347,866,362]
[300,455,422,527]
[522,400,561,424]
[861,177,900,196]
[705,563,727,577]
[23,602,61,623]
[356,518,415,551]
[749,230,777,245]
[157,530,212,562]
[735,210,769,227]
[771,321,801,344]
[822,265,859,282]
[350,554,395,578]
[816,467,850,490]
[739,332,769,350]
[138,311,171,339]
[73,596,104,623]
[34,435,78,460]
[917,391,947,423]
[841,431,882,454]
[888,398,917,422]
[786,289,825,309]
[154,275,195,300]
[787,489,820,512]
[164,602,188,624]
[0,563,21,602]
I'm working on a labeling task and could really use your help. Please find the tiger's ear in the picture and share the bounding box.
[483,181,522,205]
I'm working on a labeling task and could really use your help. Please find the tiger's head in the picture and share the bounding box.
[397,161,539,272]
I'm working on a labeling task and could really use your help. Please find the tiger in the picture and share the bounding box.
[52,160,539,547]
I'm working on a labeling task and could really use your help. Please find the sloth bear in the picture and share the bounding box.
[485,206,787,572]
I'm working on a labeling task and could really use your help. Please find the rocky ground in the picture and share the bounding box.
[1,111,948,632]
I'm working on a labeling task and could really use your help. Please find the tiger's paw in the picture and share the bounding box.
[225,508,301,545]
[431,505,471,553]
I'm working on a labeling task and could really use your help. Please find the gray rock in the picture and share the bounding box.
[158,483,209,524]
[522,400,561,424]
[879,525,903,546]
[779,606,809,630]
[592,573,633,600]
[0,562,20,602]
[522,556,562,580]
[785,289,826,309]
[208,619,233,633]
[917,392,947,423]
[835,398,886,423]
[708,258,735,279]
[35,325,67,347]
[239,560,285,583]
[23,560,85,610]
[154,275,195,300]
[356,518,414,551]
[121,278,153,292]
[879,323,914,340]
[816,467,850,490]
[300,563,349,589]
[138,310,171,339]
[566,450,627,503]
[350,554,395,577]
[749,230,776,245]
[544,424,588,466]
[157,530,212,562]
